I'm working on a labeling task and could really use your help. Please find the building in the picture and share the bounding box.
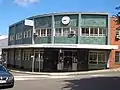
[0,35,8,63]
[109,17,120,68]
[2,12,118,72]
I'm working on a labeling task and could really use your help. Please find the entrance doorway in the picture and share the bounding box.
[43,50,58,72]
[34,51,44,72]
[58,50,77,71]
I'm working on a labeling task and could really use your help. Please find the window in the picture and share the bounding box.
[89,51,106,64]
[99,28,105,36]
[28,30,31,38]
[89,52,97,64]
[24,31,28,38]
[115,51,120,62]
[82,27,106,36]
[82,28,89,36]
[36,29,40,36]
[16,33,22,40]
[63,28,70,36]
[41,29,46,37]
[10,35,14,41]
[23,51,32,61]
[55,28,62,36]
[47,29,51,36]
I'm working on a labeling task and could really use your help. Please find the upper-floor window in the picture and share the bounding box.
[9,35,14,41]
[55,28,62,36]
[63,28,70,36]
[16,33,22,40]
[36,28,51,37]
[115,29,120,40]
[81,27,106,36]
[24,30,31,38]
[82,28,89,36]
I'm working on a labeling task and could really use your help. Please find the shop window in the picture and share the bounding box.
[23,51,32,61]
[115,51,120,62]
[89,52,97,64]
[98,52,106,64]
[89,51,106,64]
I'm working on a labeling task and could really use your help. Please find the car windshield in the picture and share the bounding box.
[0,65,7,72]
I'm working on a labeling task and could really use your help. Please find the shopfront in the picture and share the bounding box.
[2,44,118,72]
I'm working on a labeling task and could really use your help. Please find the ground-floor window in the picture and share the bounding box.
[23,51,32,61]
[88,51,106,64]
[15,50,21,61]
[115,51,120,62]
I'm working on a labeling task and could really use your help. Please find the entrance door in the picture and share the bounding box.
[34,51,44,72]
[59,50,77,71]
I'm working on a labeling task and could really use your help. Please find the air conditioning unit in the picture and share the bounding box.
[69,30,76,35]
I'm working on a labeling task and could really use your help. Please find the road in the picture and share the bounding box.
[3,71,120,90]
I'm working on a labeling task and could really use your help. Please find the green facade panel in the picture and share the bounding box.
[78,36,106,44]
[54,36,77,44]
[35,37,51,44]
[81,15,107,27]
[34,16,52,28]
[54,15,78,27]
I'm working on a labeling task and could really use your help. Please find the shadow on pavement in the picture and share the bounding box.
[62,76,120,90]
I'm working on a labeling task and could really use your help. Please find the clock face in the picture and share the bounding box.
[61,16,70,25]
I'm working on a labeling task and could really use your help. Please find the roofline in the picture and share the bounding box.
[9,12,109,27]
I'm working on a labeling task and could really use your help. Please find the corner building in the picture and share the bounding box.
[2,12,118,72]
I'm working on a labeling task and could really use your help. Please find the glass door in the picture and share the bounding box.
[34,51,44,72]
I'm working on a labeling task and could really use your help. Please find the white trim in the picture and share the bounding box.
[2,44,118,50]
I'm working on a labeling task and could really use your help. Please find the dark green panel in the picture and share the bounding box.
[54,15,78,27]
[54,36,77,44]
[35,37,51,44]
[81,15,108,27]
[23,38,32,44]
[88,64,106,69]
[78,36,106,45]
[35,16,52,28]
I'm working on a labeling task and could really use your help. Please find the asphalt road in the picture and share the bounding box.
[3,71,120,90]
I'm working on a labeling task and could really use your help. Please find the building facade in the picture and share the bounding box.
[2,12,118,72]
[109,17,120,68]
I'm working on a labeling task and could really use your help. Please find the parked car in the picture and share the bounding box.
[0,64,14,89]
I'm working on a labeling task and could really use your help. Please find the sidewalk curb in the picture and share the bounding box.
[10,69,118,76]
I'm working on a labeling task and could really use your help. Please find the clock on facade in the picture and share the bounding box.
[61,16,70,25]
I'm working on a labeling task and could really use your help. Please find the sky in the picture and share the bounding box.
[0,0,120,35]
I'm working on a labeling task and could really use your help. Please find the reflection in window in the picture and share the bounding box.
[55,28,62,36]
[89,51,106,64]
[63,28,70,36]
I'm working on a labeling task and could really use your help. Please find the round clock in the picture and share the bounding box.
[61,16,70,25]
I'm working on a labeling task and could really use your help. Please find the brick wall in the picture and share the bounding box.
[109,17,120,68]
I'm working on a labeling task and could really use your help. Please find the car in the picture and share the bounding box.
[0,64,14,89]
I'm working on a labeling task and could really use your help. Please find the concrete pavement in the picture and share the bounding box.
[10,68,120,76]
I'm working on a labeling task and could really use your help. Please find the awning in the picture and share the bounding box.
[2,44,118,50]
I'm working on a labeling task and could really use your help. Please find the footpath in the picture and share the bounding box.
[10,68,120,76]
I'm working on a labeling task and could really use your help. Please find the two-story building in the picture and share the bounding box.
[2,12,118,72]
[109,17,120,68]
